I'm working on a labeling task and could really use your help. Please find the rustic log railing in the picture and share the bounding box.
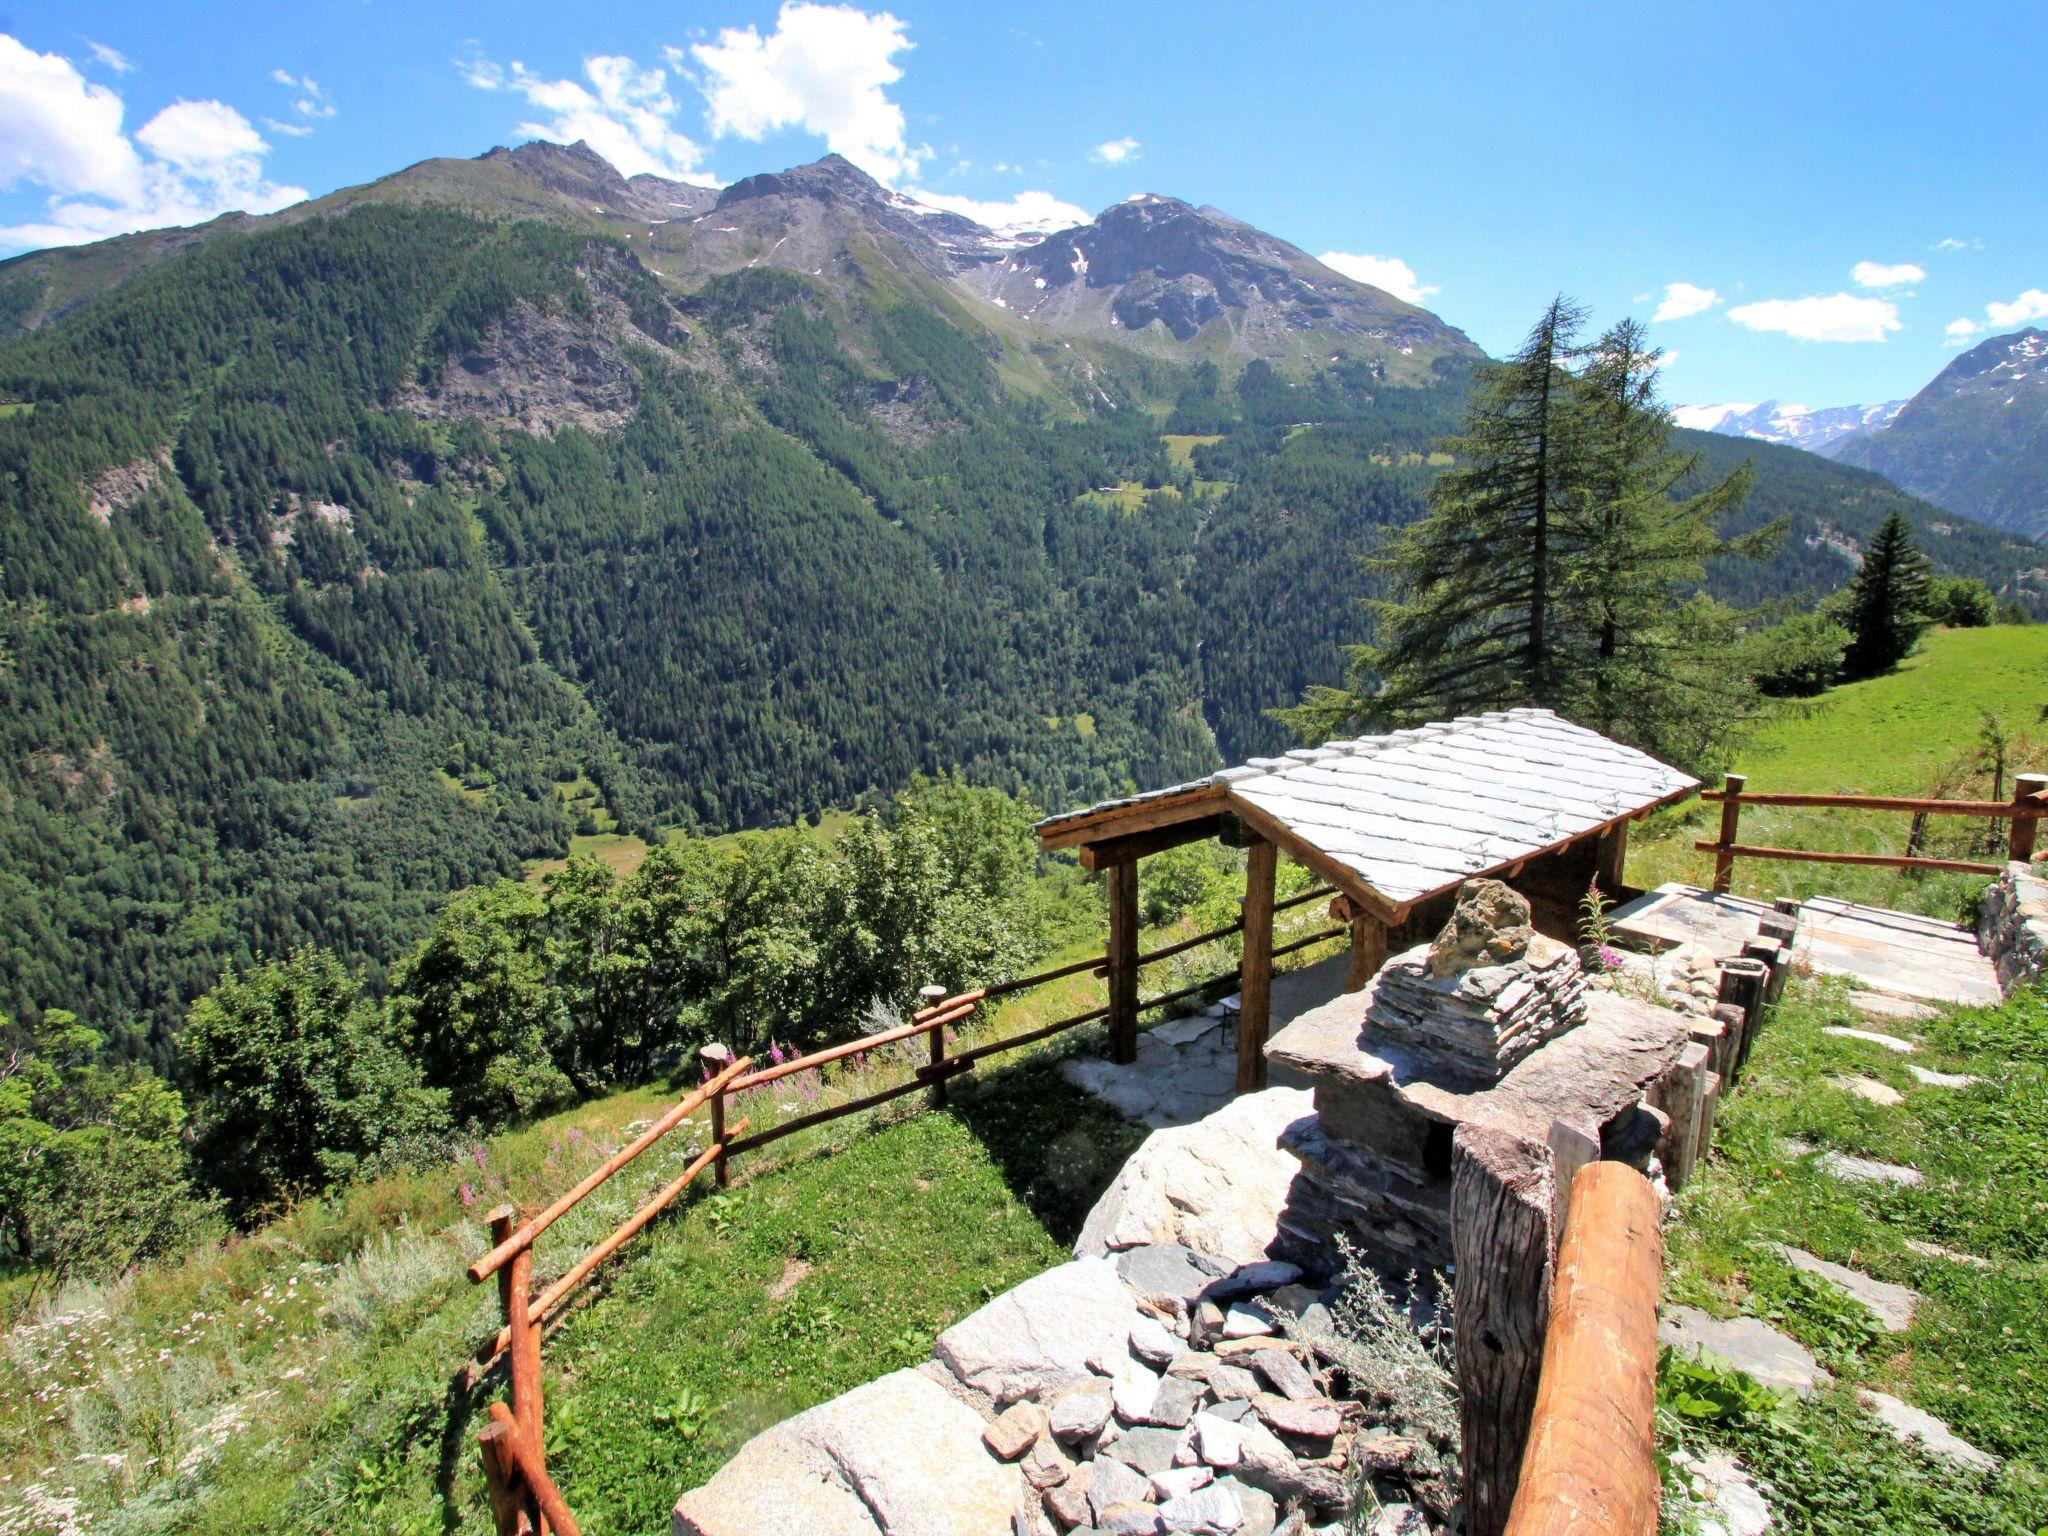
[464,882,1341,1530]
[1500,1161,1665,1536]
[1699,772,2048,893]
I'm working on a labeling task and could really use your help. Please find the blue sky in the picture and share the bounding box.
[2,1,2039,409]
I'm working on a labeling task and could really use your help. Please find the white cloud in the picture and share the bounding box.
[1933,236,1980,253]
[1317,251,1437,305]
[1851,260,1924,289]
[1671,403,1754,430]
[0,34,303,252]
[136,99,266,169]
[461,52,712,182]
[1943,317,1981,346]
[1652,282,1717,321]
[1091,136,1139,165]
[86,41,133,75]
[905,185,1085,236]
[689,2,922,182]
[1725,292,1901,343]
[1985,289,2048,329]
[271,70,335,125]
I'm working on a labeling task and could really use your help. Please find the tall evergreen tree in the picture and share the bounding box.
[1559,319,1767,760]
[1283,296,1590,738]
[1840,512,1933,677]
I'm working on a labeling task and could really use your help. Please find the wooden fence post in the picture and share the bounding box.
[702,1044,734,1189]
[1501,1163,1664,1536]
[1346,901,1388,993]
[1107,860,1140,1065]
[1712,774,1745,894]
[506,1232,544,1523]
[1236,839,1277,1095]
[1716,960,1769,1073]
[1452,1124,1559,1536]
[1646,1042,1710,1191]
[2013,774,2047,864]
[920,984,950,1107]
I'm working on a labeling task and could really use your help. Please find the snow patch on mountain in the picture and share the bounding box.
[1674,399,1905,457]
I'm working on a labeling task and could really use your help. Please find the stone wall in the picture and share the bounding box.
[1979,861,2048,991]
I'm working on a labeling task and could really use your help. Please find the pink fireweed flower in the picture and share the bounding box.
[458,1183,476,1208]
[768,1041,788,1066]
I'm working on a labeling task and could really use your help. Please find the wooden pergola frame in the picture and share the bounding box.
[1040,784,1690,1093]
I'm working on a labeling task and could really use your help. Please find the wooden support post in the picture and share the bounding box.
[1501,1164,1664,1536]
[1452,1124,1559,1536]
[1695,1070,1723,1163]
[478,1419,527,1536]
[1647,1043,1710,1191]
[1346,906,1388,993]
[1687,1015,1730,1095]
[1712,774,1745,894]
[1236,839,1278,1095]
[506,1233,544,1526]
[1593,822,1629,899]
[699,1045,735,1189]
[1107,859,1140,1066]
[2012,774,2047,864]
[920,984,950,1108]
[1716,960,1769,1072]
[1742,937,1788,1008]
[1710,1003,1748,1084]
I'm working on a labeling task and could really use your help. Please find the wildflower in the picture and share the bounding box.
[471,1145,489,1171]
[768,1040,788,1067]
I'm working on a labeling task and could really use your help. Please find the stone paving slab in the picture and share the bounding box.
[1857,1389,1999,1471]
[1765,1244,1918,1332]
[1849,991,1939,1023]
[1792,899,2001,1007]
[1905,1063,1979,1088]
[1781,1139,1926,1187]
[1608,883,1771,959]
[1822,1026,1917,1054]
[1659,1305,1833,1396]
[1832,1074,1904,1106]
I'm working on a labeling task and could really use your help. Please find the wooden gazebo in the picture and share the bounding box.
[1035,709,1698,1090]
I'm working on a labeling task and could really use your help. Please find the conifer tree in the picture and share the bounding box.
[1283,296,1590,738]
[1559,319,1767,759]
[1840,512,1933,677]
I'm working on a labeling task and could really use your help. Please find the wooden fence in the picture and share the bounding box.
[1699,771,2048,893]
[464,884,1341,1532]
[1500,1161,1665,1536]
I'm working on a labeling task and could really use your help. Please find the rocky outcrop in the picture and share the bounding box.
[1978,860,2048,989]
[671,1368,1022,1536]
[1073,1087,1313,1266]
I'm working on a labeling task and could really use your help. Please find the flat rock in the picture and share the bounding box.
[1150,1465,1214,1500]
[1022,1435,1072,1490]
[1819,1150,1924,1187]
[1089,1458,1156,1524]
[673,1368,1019,1536]
[1250,1349,1317,1402]
[1203,1260,1304,1301]
[1668,1447,1770,1536]
[1832,1074,1904,1106]
[1903,1238,1992,1269]
[1252,1394,1343,1440]
[1905,1063,1979,1088]
[1116,1243,1223,1305]
[1045,1463,1092,1527]
[1153,1012,1225,1048]
[1207,1362,1261,1401]
[1367,1507,1428,1536]
[985,1400,1049,1460]
[1048,1378,1115,1442]
[1158,1482,1245,1535]
[1765,1244,1918,1332]
[1075,1087,1314,1266]
[1221,1306,1276,1339]
[1129,1313,1184,1367]
[1823,1026,1917,1054]
[1135,1375,1205,1429]
[1849,991,1938,1023]
[1659,1305,1833,1396]
[1191,1411,1244,1469]
[1112,1358,1166,1423]
[934,1257,1140,1398]
[1858,1389,1999,1471]
[1105,1425,1186,1477]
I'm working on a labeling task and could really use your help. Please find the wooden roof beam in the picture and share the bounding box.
[1037,783,1230,852]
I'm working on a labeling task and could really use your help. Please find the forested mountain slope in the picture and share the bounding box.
[1,141,2042,1050]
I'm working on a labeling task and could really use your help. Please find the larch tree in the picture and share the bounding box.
[1282,295,1591,741]
[1840,512,1933,677]
[1558,318,1770,763]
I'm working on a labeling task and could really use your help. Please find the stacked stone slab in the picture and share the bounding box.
[1363,935,1588,1079]
[1267,880,1690,1275]
[1979,860,2048,991]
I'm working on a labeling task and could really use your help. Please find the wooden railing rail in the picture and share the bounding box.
[463,881,1345,1530]
[1699,772,2046,893]
[1501,1161,1665,1536]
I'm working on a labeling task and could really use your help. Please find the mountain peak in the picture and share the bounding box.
[715,153,890,211]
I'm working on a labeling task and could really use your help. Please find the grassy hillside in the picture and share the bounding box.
[1628,625,2048,914]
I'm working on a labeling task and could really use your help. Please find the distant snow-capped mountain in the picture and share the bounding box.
[1671,399,1906,457]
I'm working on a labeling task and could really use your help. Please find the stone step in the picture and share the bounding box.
[1764,1244,1918,1332]
[1659,1305,1832,1396]
[1857,1389,1999,1471]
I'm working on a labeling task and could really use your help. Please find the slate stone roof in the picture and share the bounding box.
[1038,709,1698,908]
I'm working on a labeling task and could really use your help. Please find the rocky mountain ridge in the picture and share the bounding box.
[1835,329,2048,541]
[1674,398,1905,457]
